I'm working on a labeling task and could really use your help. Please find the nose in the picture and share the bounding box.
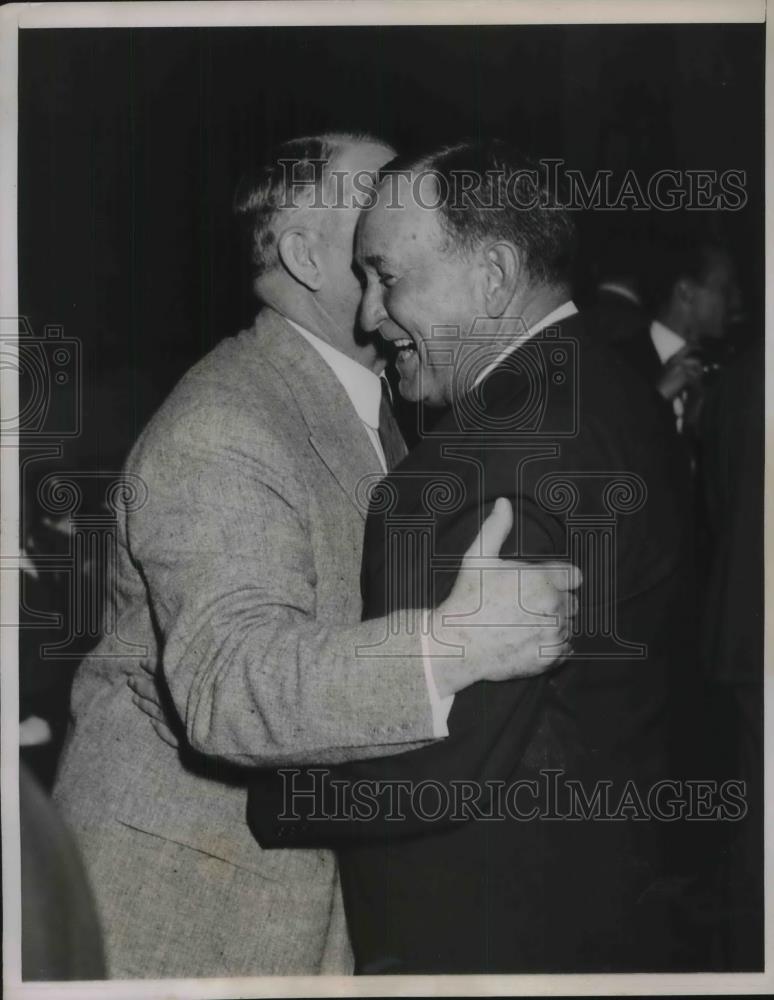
[360,280,388,332]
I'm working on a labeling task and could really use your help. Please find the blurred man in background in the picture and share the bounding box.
[622,235,741,436]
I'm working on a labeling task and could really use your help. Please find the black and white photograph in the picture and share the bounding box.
[0,1,769,996]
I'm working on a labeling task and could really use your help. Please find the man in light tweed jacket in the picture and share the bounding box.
[52,133,576,978]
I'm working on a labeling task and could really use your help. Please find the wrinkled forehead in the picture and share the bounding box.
[313,142,393,243]
[356,182,443,264]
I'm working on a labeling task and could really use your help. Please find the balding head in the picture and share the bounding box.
[234,132,393,282]
[234,133,395,363]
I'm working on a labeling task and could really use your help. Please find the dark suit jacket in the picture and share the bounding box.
[584,288,649,348]
[249,313,693,973]
[615,321,665,386]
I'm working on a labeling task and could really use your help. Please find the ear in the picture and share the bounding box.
[482,241,522,318]
[277,228,324,291]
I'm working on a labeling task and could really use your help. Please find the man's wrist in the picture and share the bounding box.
[426,609,480,696]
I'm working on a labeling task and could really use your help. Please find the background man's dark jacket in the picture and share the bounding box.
[250,313,694,973]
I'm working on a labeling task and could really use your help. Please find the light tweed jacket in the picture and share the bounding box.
[53,308,436,978]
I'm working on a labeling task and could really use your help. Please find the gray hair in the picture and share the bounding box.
[234,131,387,279]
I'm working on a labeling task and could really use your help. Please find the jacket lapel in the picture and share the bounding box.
[252,308,384,521]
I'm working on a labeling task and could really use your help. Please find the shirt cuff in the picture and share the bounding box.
[420,609,454,737]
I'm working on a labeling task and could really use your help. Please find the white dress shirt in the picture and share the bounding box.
[649,319,687,431]
[649,319,686,366]
[285,318,452,736]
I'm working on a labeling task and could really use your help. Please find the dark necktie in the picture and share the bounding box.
[378,376,408,471]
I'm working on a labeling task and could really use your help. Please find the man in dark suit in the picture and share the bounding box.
[250,141,694,973]
[614,235,741,596]
[586,276,648,345]
[618,236,740,436]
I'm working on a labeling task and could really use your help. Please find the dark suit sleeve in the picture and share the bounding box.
[248,488,563,847]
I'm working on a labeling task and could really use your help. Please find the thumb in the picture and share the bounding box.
[538,561,584,591]
[463,497,513,563]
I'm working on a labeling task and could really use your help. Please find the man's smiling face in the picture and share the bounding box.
[355,179,485,406]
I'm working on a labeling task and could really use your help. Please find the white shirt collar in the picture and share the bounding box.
[284,318,382,430]
[597,282,642,307]
[649,319,686,365]
[473,300,578,388]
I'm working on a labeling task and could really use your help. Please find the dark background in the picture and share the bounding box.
[19,23,764,468]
